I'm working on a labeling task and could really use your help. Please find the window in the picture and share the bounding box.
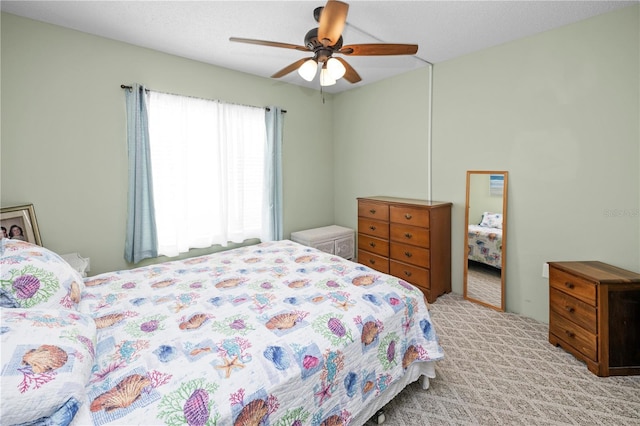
[147,91,268,257]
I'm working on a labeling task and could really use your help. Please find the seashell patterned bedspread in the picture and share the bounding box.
[74,240,444,425]
[467,225,502,269]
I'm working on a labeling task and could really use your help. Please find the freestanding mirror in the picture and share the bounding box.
[463,171,508,311]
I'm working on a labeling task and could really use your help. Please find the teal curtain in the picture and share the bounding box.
[124,84,158,263]
[264,107,284,241]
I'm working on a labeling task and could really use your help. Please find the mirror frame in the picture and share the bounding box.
[463,170,508,311]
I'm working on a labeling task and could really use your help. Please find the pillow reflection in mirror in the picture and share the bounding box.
[479,212,502,229]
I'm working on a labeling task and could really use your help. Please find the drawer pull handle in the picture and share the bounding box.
[404,251,413,258]
[369,242,376,248]
[403,270,412,277]
[369,225,377,231]
[369,259,376,265]
[565,330,575,338]
[404,214,412,220]
[565,306,575,313]
[369,209,376,214]
[564,282,575,289]
[404,233,413,239]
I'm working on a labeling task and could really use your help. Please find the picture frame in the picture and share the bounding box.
[1,204,42,246]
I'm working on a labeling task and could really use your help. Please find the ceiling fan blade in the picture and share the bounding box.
[271,58,312,79]
[339,43,419,56]
[334,57,361,83]
[318,0,349,47]
[229,37,310,52]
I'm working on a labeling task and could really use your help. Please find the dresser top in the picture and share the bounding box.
[549,261,640,284]
[358,196,452,208]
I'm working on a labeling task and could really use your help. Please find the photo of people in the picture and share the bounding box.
[9,224,26,240]
[0,204,42,246]
[0,217,27,241]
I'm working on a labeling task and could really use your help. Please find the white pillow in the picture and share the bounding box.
[0,239,85,309]
[479,212,502,229]
[0,307,97,425]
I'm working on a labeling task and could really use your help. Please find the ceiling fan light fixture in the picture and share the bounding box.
[319,65,336,86]
[298,58,318,81]
[326,57,346,80]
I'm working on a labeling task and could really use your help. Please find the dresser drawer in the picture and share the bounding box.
[390,206,429,228]
[390,242,430,268]
[390,260,429,288]
[358,201,389,221]
[550,310,597,361]
[550,268,596,306]
[390,224,429,247]
[550,288,597,333]
[358,234,389,257]
[358,218,389,239]
[358,250,389,273]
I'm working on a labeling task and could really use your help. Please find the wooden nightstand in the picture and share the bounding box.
[548,261,640,377]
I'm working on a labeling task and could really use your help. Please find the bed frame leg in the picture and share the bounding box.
[419,375,430,390]
[371,409,386,424]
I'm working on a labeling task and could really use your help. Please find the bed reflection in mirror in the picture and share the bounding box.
[463,171,508,311]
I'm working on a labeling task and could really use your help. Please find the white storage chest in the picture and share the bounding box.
[290,225,355,260]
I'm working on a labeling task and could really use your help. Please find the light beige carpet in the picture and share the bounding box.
[366,293,640,425]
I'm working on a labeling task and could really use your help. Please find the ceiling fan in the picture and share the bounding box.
[229,0,418,86]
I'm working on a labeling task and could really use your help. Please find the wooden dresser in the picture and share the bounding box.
[548,261,640,377]
[357,196,452,303]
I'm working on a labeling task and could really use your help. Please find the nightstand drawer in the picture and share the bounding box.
[358,201,389,221]
[390,206,429,227]
[358,218,389,239]
[550,310,597,361]
[358,234,389,257]
[390,242,429,268]
[358,250,389,273]
[550,268,596,306]
[390,224,429,247]
[550,288,597,333]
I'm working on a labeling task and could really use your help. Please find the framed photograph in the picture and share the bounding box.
[1,204,42,246]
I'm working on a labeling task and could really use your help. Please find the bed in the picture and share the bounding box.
[467,212,503,269]
[1,238,443,426]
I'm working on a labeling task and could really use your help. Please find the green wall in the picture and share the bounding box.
[1,12,336,274]
[432,5,639,322]
[332,67,433,228]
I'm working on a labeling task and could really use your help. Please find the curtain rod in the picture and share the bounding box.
[120,85,286,113]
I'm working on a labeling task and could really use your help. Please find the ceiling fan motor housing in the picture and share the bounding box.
[305,28,343,62]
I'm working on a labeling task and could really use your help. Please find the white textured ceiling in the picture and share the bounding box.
[1,1,636,93]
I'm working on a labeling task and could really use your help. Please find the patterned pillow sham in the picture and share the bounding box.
[0,239,85,309]
[0,307,96,426]
[479,212,502,229]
